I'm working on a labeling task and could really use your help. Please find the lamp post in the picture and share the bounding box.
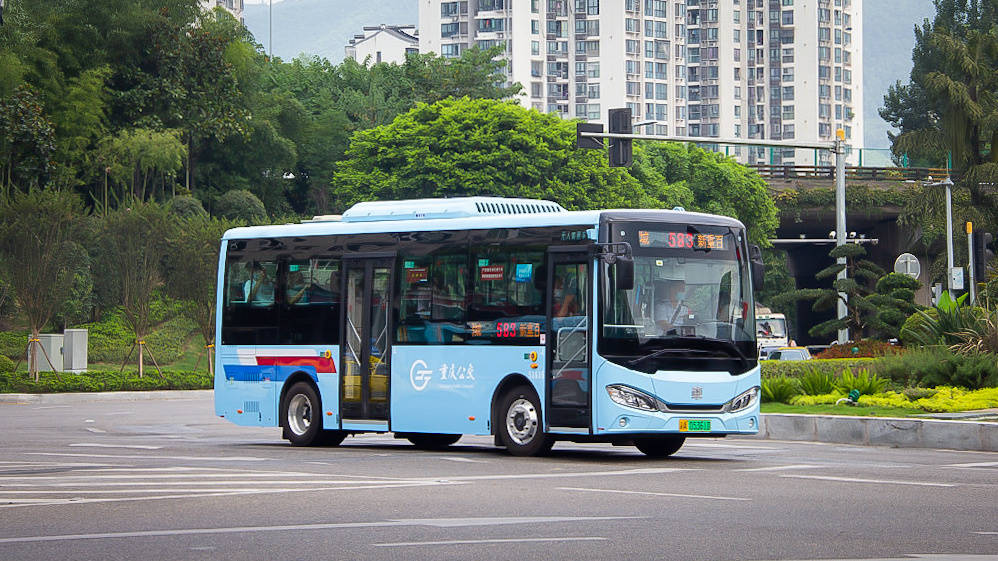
[833,130,848,345]
[926,176,956,300]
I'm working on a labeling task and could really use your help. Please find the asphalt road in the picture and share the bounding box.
[0,394,996,561]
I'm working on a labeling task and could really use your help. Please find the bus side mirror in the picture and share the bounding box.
[749,244,764,292]
[614,255,634,291]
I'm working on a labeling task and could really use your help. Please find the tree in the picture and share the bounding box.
[0,86,56,192]
[331,97,660,212]
[403,45,523,104]
[772,243,885,339]
[164,215,238,374]
[630,142,780,246]
[94,202,176,377]
[882,0,998,229]
[214,189,267,222]
[0,190,85,379]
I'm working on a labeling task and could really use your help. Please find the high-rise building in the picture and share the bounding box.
[418,0,862,165]
[202,0,244,23]
[345,25,420,65]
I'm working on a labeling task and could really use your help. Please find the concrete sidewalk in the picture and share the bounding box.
[1,390,996,452]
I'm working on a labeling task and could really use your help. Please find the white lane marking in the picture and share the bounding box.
[32,406,71,410]
[84,420,95,423]
[558,486,750,502]
[1,479,422,488]
[68,443,162,450]
[84,428,106,434]
[682,442,781,450]
[734,464,825,472]
[0,516,638,542]
[975,531,998,535]
[420,467,693,482]
[0,481,459,509]
[0,472,337,481]
[29,452,269,462]
[436,456,488,464]
[780,475,956,487]
[947,462,998,468]
[373,536,608,547]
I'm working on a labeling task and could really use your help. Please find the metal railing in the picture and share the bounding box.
[750,165,958,182]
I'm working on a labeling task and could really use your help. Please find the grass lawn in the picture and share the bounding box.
[762,403,927,417]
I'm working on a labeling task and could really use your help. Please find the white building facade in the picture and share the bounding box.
[345,25,420,65]
[419,0,862,165]
[201,0,244,23]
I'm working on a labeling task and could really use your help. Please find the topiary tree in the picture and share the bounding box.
[868,272,922,340]
[214,189,267,223]
[772,243,885,339]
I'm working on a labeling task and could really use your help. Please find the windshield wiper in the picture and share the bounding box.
[628,348,716,366]
[627,336,750,369]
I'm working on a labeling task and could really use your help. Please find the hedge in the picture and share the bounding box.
[0,370,212,393]
[761,358,877,379]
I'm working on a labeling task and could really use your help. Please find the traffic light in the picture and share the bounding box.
[973,231,994,282]
[608,108,632,167]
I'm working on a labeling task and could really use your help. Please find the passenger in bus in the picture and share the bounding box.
[553,274,579,317]
[287,270,309,305]
[654,278,687,334]
[244,263,275,305]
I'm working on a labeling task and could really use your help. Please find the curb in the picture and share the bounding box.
[0,390,212,404]
[746,413,998,452]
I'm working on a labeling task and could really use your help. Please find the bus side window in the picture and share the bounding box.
[279,258,340,345]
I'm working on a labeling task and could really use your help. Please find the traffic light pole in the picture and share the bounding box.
[968,223,976,306]
[834,135,849,345]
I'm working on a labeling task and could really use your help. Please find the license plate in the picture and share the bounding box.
[679,419,711,432]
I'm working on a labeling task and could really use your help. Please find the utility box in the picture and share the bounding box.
[63,329,88,373]
[28,334,64,373]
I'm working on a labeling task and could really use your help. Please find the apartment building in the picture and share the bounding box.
[418,0,862,165]
[201,0,244,23]
[345,25,420,65]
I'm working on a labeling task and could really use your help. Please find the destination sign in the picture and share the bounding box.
[638,230,726,250]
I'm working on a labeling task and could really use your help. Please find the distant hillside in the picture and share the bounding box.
[243,0,417,63]
[863,0,935,149]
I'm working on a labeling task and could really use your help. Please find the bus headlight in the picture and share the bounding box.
[606,385,658,411]
[724,386,760,413]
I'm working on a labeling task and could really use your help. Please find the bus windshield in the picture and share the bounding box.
[757,317,787,338]
[599,223,756,374]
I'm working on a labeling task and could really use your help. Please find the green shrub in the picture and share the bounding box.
[797,368,836,395]
[0,354,14,373]
[902,387,938,400]
[876,347,998,389]
[214,189,266,223]
[761,375,800,403]
[833,368,888,396]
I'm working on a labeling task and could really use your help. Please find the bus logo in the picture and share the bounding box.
[691,386,703,400]
[410,360,433,391]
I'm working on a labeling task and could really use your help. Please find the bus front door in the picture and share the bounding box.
[340,257,393,425]
[545,250,591,432]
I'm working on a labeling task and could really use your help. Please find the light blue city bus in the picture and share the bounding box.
[214,197,763,457]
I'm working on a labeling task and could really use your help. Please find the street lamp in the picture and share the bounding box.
[925,176,956,299]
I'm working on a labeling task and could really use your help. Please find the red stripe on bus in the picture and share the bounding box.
[256,356,337,374]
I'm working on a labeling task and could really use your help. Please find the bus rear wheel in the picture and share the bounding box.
[406,434,462,450]
[498,385,553,456]
[282,382,324,447]
[633,435,686,458]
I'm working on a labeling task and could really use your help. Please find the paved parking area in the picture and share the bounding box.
[1,394,996,561]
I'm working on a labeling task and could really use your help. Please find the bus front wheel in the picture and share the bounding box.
[633,435,686,458]
[282,382,324,447]
[498,385,553,456]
